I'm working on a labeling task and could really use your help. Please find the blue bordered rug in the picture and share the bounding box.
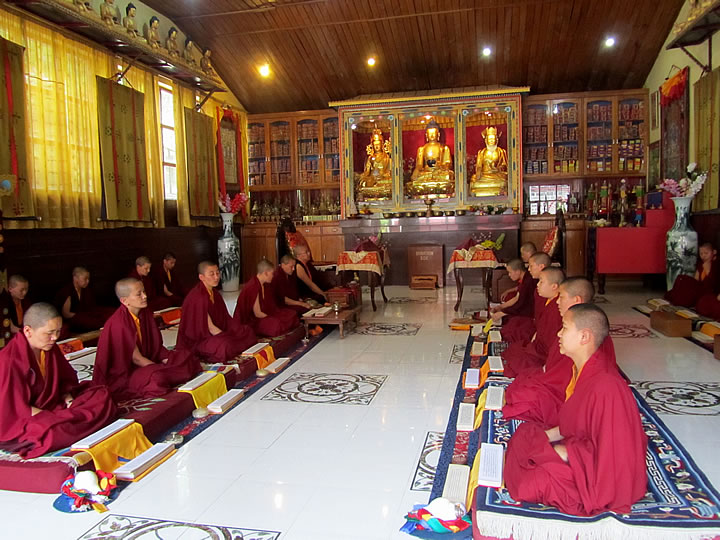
[474,384,720,540]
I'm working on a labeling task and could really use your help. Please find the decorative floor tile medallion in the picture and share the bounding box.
[411,431,445,491]
[78,514,280,540]
[449,344,466,364]
[261,372,388,405]
[353,322,422,336]
[633,381,720,416]
[388,296,438,304]
[609,323,657,339]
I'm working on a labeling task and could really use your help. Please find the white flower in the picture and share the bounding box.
[687,162,697,173]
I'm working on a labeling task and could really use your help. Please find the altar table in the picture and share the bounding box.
[446,247,499,311]
[336,250,389,311]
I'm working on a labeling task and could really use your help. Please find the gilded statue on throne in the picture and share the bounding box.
[406,119,455,198]
[469,126,508,197]
[123,3,139,37]
[100,0,121,26]
[356,129,392,201]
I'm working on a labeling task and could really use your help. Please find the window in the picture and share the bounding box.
[159,83,177,200]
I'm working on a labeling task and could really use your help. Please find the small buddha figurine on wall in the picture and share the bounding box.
[406,119,455,198]
[356,129,392,201]
[200,48,215,76]
[146,16,161,49]
[100,0,121,26]
[469,126,508,197]
[72,0,91,12]
[166,27,180,57]
[184,38,197,65]
[123,3,139,37]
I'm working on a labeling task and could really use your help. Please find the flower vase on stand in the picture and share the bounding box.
[218,212,240,292]
[665,196,698,290]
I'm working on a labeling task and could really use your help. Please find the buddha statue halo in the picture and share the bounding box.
[356,128,392,201]
[469,125,508,198]
[406,118,455,198]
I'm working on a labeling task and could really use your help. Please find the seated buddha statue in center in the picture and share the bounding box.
[469,126,508,197]
[406,119,455,198]
[357,129,392,201]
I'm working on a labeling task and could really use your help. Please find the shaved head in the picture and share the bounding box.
[163,252,177,261]
[135,256,151,266]
[115,277,140,300]
[198,260,217,275]
[24,303,60,329]
[540,267,565,285]
[530,252,551,267]
[567,304,609,348]
[560,277,595,304]
[294,245,308,256]
[8,274,28,288]
[72,266,89,277]
[280,254,295,265]
[257,259,274,273]
[520,242,537,255]
[507,258,524,271]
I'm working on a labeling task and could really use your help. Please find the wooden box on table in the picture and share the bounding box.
[327,282,362,309]
[650,311,692,338]
[408,244,445,288]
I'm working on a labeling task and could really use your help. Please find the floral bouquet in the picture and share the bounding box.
[218,190,249,215]
[658,163,708,198]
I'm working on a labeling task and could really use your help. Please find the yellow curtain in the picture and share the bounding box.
[694,68,720,212]
[184,106,218,217]
[0,6,165,228]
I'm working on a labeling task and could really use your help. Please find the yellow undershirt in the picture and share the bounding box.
[14,299,23,326]
[205,285,215,304]
[565,363,586,401]
[130,311,142,344]
[166,269,172,283]
[38,350,47,379]
[545,297,552,307]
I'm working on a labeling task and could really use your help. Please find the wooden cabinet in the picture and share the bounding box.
[520,217,587,277]
[247,110,340,191]
[523,90,648,180]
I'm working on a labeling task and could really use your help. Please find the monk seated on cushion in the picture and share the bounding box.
[666,242,718,308]
[503,266,564,378]
[55,266,115,333]
[490,259,536,326]
[294,245,328,304]
[503,277,600,428]
[130,256,173,312]
[0,303,116,458]
[499,242,537,302]
[273,255,313,315]
[177,261,257,364]
[0,274,32,336]
[505,304,647,517]
[152,252,185,308]
[93,278,201,402]
[234,259,299,338]
[501,252,551,344]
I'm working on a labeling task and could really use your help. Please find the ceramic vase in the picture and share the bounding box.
[666,196,698,290]
[218,212,240,292]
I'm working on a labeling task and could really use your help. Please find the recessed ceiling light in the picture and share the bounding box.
[367,57,376,67]
[482,47,492,57]
[604,36,616,48]
[258,63,271,77]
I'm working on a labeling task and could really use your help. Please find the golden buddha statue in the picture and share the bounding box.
[357,129,392,201]
[407,119,455,198]
[469,126,508,197]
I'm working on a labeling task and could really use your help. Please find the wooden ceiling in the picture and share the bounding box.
[142,0,685,114]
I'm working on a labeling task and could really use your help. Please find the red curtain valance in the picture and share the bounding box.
[660,67,689,107]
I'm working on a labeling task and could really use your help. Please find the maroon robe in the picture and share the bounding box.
[503,296,563,378]
[54,284,115,333]
[177,282,257,364]
[501,289,544,344]
[696,293,720,320]
[0,289,32,330]
[296,260,325,303]
[665,257,719,307]
[234,277,298,337]
[151,264,184,308]
[499,272,537,330]
[93,306,201,401]
[130,269,173,312]
[272,266,307,315]
[0,332,116,458]
[504,340,647,516]
[503,337,615,428]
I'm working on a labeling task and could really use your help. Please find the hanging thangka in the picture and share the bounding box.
[0,37,34,218]
[660,67,689,183]
[184,107,218,217]
[96,76,151,221]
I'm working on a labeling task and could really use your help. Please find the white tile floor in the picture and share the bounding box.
[4,281,720,539]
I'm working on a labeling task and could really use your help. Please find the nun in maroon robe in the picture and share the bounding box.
[501,289,544,344]
[666,245,718,307]
[93,305,201,401]
[503,337,615,428]
[0,282,32,334]
[504,313,647,517]
[498,271,537,333]
[151,264,184,308]
[177,280,257,364]
[272,264,309,315]
[0,330,116,458]
[503,295,563,378]
[130,268,173,312]
[234,274,298,338]
[54,282,114,333]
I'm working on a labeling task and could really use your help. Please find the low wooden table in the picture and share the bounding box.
[302,306,361,339]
